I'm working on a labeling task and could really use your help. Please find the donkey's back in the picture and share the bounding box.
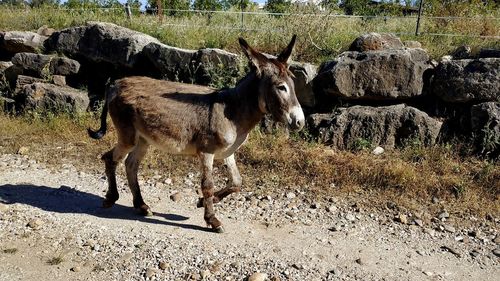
[108,76,228,156]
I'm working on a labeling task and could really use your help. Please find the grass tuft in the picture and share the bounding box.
[2,248,18,254]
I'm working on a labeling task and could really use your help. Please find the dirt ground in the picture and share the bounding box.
[0,153,498,281]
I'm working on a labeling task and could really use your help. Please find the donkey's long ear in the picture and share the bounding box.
[239,37,267,73]
[277,34,297,64]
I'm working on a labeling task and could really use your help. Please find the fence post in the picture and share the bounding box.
[157,0,163,23]
[125,2,132,20]
[240,0,244,31]
[415,0,424,36]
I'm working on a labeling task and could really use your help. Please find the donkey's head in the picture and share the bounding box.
[239,35,305,131]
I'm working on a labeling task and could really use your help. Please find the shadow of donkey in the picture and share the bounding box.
[0,183,211,232]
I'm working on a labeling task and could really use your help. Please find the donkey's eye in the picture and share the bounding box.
[277,85,287,92]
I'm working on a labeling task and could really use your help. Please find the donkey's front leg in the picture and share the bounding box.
[199,152,224,233]
[197,154,241,208]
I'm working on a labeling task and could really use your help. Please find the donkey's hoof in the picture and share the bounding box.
[102,199,116,208]
[136,205,153,217]
[213,226,224,233]
[196,198,204,208]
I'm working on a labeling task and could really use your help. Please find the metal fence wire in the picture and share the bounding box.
[1,5,499,39]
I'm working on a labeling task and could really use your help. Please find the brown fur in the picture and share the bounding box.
[89,36,304,232]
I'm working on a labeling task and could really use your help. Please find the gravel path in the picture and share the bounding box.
[0,153,498,281]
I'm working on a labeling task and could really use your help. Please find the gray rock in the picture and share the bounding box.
[145,267,157,278]
[170,192,182,202]
[478,48,500,59]
[27,219,43,229]
[289,62,317,108]
[432,58,499,103]
[159,261,169,270]
[12,53,80,78]
[349,33,404,52]
[1,31,47,54]
[372,146,384,155]
[142,42,195,82]
[443,224,456,233]
[52,75,66,86]
[37,25,56,37]
[451,45,472,59]
[248,272,267,281]
[285,192,296,199]
[45,22,160,68]
[470,102,499,156]
[16,83,89,114]
[345,213,356,222]
[307,104,442,149]
[15,75,45,92]
[438,211,450,220]
[314,48,430,100]
[70,266,81,272]
[396,214,408,224]
[191,48,240,85]
[493,248,500,257]
[403,40,422,49]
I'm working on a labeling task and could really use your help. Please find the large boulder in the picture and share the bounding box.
[142,42,195,82]
[15,83,89,114]
[289,62,317,108]
[44,22,160,68]
[431,58,499,103]
[0,31,47,54]
[313,48,431,101]
[478,48,500,59]
[470,102,499,157]
[349,33,404,52]
[190,48,240,86]
[307,104,442,149]
[0,61,12,95]
[11,52,80,78]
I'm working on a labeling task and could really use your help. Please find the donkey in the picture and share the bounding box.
[88,35,304,233]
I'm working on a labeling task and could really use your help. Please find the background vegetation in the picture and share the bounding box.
[0,0,498,62]
[0,0,498,216]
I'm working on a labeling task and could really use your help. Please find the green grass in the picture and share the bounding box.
[0,6,498,63]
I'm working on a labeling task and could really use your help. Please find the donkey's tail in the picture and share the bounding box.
[87,100,108,139]
[88,81,113,140]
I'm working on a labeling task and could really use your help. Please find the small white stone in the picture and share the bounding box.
[372,146,384,155]
[248,272,267,281]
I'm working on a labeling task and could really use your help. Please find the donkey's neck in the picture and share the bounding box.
[222,72,265,134]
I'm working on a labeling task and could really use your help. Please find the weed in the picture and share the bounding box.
[47,256,64,265]
[351,138,372,151]
[2,248,18,254]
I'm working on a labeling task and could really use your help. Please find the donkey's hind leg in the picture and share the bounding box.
[197,154,241,208]
[101,142,135,208]
[125,137,152,216]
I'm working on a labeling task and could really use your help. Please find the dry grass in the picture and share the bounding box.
[0,6,498,63]
[0,112,498,218]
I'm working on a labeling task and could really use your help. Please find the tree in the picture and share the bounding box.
[220,0,252,10]
[147,0,190,15]
[28,0,59,7]
[192,0,222,11]
[264,0,291,14]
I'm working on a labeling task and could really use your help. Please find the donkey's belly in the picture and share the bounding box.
[139,132,197,156]
[214,133,248,160]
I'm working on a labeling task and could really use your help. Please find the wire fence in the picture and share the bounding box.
[1,5,499,39]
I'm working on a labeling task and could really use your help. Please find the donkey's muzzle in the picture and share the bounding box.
[288,106,305,131]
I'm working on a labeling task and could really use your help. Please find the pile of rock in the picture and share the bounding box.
[306,33,499,156]
[0,24,498,156]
